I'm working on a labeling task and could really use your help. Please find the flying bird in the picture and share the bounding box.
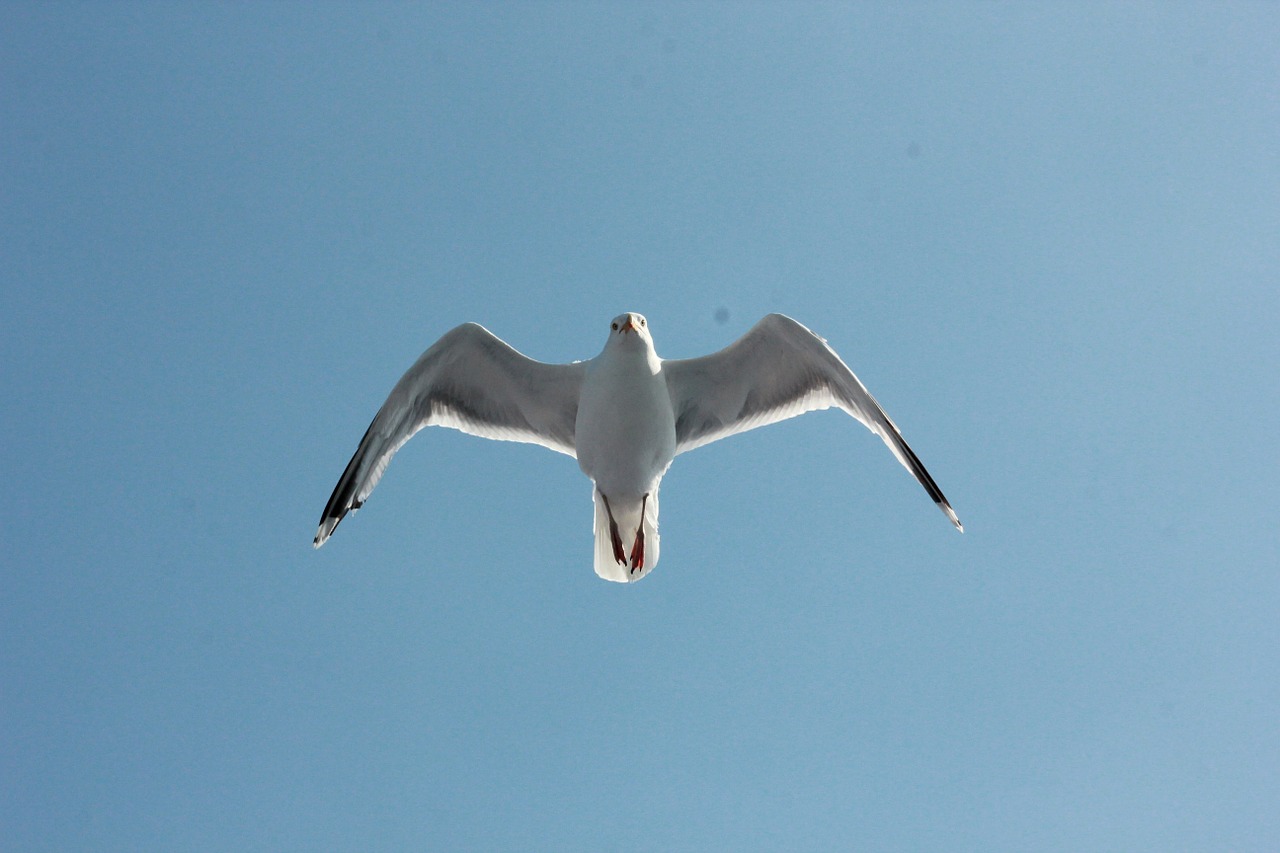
[314,313,962,582]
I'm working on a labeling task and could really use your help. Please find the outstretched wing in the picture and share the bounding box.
[314,323,586,547]
[663,313,962,531]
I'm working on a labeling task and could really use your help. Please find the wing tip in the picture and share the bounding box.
[938,500,963,533]
[313,520,334,549]
[312,509,350,549]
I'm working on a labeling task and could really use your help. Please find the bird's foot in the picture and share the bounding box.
[629,529,645,573]
[629,493,648,573]
[601,492,627,565]
[608,519,626,566]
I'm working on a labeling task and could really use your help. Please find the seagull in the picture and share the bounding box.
[314,313,962,582]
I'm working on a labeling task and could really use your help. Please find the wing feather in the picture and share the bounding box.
[663,314,962,531]
[314,323,585,546]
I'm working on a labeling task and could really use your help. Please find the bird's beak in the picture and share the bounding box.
[620,318,636,333]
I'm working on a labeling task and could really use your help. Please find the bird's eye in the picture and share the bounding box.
[639,318,645,326]
[611,322,618,331]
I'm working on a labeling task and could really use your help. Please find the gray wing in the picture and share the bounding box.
[663,313,962,531]
[314,323,586,547]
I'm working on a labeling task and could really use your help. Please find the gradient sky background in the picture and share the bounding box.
[3,3,1278,850]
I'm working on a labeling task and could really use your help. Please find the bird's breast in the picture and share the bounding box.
[574,364,676,496]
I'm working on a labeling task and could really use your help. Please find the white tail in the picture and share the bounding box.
[592,488,660,583]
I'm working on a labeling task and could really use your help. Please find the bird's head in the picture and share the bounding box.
[607,312,652,348]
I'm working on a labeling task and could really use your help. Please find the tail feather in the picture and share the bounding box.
[592,489,660,583]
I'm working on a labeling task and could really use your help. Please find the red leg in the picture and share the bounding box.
[609,522,626,566]
[629,494,649,573]
[601,493,627,566]
[628,530,644,572]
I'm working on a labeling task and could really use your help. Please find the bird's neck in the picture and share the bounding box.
[607,343,662,376]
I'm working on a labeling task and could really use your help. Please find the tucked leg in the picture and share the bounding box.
[600,493,627,566]
[629,494,648,573]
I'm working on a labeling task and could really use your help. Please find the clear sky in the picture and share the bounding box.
[3,3,1277,850]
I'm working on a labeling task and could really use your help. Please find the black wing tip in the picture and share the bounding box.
[313,515,338,548]
[892,429,962,532]
[314,431,373,549]
[313,505,351,548]
[933,496,964,533]
[314,487,365,546]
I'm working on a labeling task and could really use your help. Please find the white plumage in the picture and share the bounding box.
[315,312,962,582]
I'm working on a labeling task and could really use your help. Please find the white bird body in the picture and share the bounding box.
[574,314,675,580]
[315,312,962,582]
[575,318,675,499]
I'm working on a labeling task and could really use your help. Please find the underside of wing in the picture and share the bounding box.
[314,323,585,547]
[663,314,862,453]
[663,314,962,531]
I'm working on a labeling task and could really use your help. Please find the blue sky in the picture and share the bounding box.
[3,2,1277,850]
